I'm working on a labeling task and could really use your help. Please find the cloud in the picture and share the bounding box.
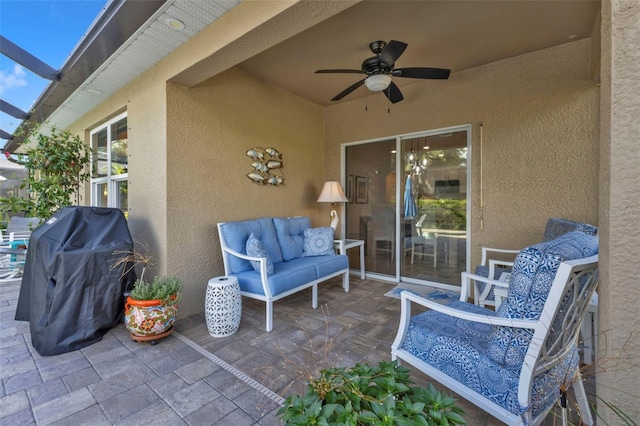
[0,64,28,96]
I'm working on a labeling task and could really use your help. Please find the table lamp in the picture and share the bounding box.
[317,181,348,230]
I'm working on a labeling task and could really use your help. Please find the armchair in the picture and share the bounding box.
[471,218,598,308]
[392,231,599,425]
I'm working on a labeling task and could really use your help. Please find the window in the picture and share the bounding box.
[90,112,128,214]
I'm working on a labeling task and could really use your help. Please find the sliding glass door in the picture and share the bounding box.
[344,139,397,276]
[399,129,469,286]
[343,126,470,288]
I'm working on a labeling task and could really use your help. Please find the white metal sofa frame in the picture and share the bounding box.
[217,221,349,332]
[392,254,598,425]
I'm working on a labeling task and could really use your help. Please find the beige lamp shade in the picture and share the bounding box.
[317,181,348,203]
[317,181,348,230]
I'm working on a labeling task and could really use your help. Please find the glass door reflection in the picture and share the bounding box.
[400,131,468,286]
[344,139,397,277]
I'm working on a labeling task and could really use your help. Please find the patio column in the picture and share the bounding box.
[598,0,640,423]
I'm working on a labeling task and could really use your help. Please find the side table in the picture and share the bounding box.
[334,239,365,279]
[205,276,242,337]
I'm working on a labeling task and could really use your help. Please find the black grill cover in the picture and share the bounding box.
[15,207,136,356]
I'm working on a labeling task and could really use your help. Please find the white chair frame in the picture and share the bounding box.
[392,255,598,426]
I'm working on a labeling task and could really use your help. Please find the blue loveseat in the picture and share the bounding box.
[217,216,349,331]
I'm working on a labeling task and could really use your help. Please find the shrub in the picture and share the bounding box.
[278,360,465,425]
[129,275,182,304]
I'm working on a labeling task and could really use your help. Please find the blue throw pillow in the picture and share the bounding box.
[246,233,274,275]
[302,227,335,257]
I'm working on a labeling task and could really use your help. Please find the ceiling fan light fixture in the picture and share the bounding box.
[365,74,392,91]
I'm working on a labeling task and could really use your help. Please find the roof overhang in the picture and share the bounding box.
[3,0,167,152]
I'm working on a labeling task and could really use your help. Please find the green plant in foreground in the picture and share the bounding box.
[278,360,466,425]
[129,276,182,304]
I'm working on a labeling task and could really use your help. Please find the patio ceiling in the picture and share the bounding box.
[3,0,600,152]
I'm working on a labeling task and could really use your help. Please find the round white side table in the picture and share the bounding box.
[205,276,242,337]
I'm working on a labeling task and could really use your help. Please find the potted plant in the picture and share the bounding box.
[111,244,182,343]
[277,359,466,425]
[124,275,182,340]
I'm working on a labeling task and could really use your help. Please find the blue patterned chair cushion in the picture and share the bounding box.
[302,227,335,257]
[246,233,274,275]
[543,218,598,242]
[489,231,598,369]
[400,301,580,420]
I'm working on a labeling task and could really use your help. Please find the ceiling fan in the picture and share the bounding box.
[315,40,450,104]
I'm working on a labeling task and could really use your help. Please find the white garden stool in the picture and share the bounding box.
[205,276,242,337]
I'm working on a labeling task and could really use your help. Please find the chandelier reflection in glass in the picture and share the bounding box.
[405,137,431,176]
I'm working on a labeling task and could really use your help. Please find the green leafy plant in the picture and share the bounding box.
[277,360,466,425]
[0,123,93,223]
[129,275,182,304]
[110,243,181,303]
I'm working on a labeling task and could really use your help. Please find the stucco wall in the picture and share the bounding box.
[67,67,169,276]
[324,39,600,268]
[166,68,325,317]
[598,0,640,422]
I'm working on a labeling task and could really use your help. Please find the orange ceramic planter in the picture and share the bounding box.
[124,296,177,337]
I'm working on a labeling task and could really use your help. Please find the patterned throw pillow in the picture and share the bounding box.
[302,227,335,257]
[246,233,274,275]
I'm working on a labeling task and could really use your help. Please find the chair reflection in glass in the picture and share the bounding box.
[407,214,436,267]
[373,210,396,263]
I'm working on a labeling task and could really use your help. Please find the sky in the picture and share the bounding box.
[0,0,107,136]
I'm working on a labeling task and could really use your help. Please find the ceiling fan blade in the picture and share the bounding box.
[393,67,451,79]
[379,40,407,66]
[315,69,365,74]
[384,81,404,104]
[332,79,366,101]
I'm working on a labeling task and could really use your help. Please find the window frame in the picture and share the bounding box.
[89,111,128,210]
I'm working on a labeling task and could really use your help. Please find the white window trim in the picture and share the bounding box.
[90,111,128,209]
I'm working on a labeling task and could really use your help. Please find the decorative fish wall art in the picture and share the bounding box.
[246,147,284,186]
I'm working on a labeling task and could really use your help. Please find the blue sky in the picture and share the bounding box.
[0,0,107,135]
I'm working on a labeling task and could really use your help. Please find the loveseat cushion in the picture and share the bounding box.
[273,216,311,261]
[302,227,335,257]
[230,255,347,297]
[219,218,283,273]
[306,253,348,277]
[232,258,317,296]
[400,301,579,420]
[246,233,274,275]
[489,231,598,369]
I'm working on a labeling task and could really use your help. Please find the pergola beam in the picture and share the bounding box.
[0,36,59,81]
[0,99,29,120]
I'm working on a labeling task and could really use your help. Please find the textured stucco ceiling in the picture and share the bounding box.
[237,0,601,106]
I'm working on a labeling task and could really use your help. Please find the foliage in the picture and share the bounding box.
[110,243,181,303]
[0,124,93,223]
[129,275,182,304]
[418,198,467,230]
[278,360,466,425]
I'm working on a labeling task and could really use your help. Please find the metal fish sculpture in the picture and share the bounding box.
[265,147,281,159]
[266,160,282,169]
[247,172,268,184]
[267,176,284,186]
[251,161,269,172]
[246,148,264,159]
